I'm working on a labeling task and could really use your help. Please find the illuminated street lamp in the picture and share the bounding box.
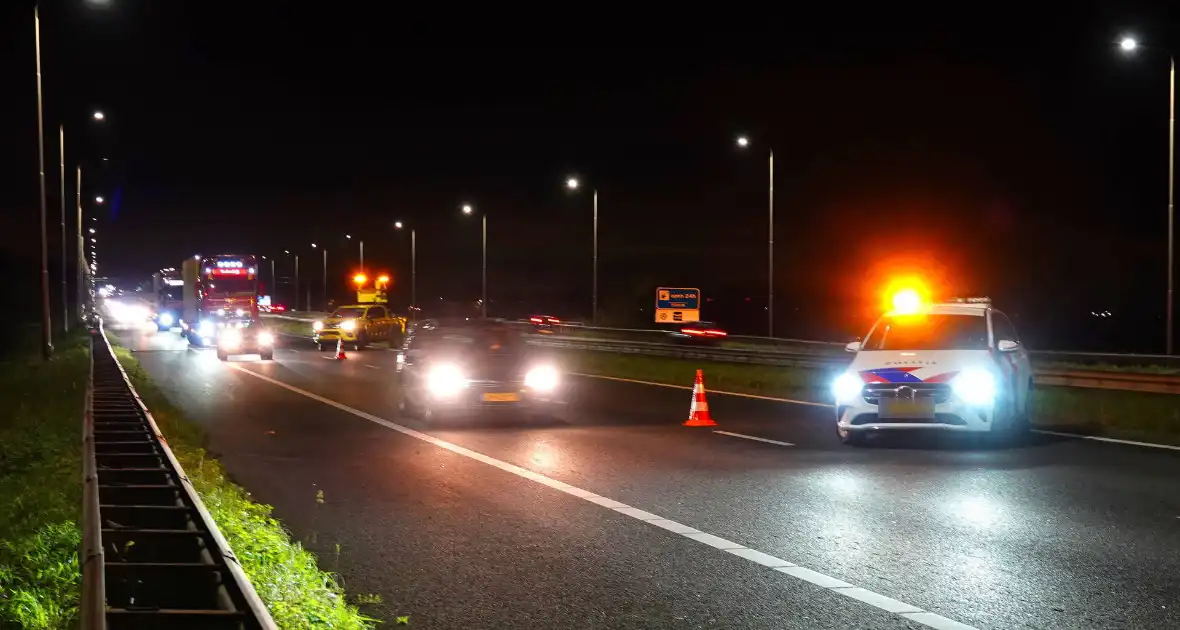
[95,196,104,204]
[394,221,417,316]
[344,233,364,272]
[735,133,775,337]
[566,175,599,323]
[460,204,486,317]
[92,110,105,121]
[311,243,328,311]
[1117,35,1175,353]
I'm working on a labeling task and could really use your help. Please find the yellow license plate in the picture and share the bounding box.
[879,397,935,419]
[482,392,520,402]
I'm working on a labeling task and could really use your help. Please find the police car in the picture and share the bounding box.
[833,296,1032,446]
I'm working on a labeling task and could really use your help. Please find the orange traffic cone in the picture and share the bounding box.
[334,338,348,360]
[684,369,717,426]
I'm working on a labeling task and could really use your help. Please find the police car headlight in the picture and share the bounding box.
[524,365,559,392]
[198,321,215,337]
[952,368,996,406]
[258,331,274,345]
[220,329,242,347]
[158,312,173,326]
[832,372,864,403]
[340,319,357,332]
[426,364,467,397]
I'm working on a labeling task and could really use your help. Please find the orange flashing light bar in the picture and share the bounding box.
[353,273,368,286]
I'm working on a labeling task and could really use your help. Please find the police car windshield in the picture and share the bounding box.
[331,307,366,319]
[863,314,989,351]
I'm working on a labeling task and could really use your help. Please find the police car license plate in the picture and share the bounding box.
[482,392,520,402]
[879,397,935,419]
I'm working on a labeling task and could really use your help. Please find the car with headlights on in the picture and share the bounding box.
[395,319,565,422]
[214,318,275,361]
[313,304,397,350]
[832,297,1032,446]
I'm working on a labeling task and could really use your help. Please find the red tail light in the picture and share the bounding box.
[530,317,543,324]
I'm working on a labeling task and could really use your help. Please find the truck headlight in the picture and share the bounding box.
[427,364,467,397]
[832,372,864,403]
[340,319,357,332]
[258,331,274,345]
[951,368,996,406]
[524,365,559,392]
[220,328,242,347]
[313,321,323,331]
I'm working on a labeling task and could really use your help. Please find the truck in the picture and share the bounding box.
[178,254,274,360]
[150,267,184,331]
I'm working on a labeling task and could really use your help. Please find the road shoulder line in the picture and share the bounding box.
[713,430,794,447]
[227,363,978,630]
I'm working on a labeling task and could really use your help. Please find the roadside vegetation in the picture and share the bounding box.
[108,340,377,629]
[0,331,89,629]
[565,351,1180,445]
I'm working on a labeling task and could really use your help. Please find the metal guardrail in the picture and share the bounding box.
[83,319,277,630]
[261,314,1180,393]
[531,337,1180,394]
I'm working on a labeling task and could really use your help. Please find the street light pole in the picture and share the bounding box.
[1168,55,1175,355]
[592,189,598,324]
[322,249,328,311]
[59,124,68,332]
[481,213,487,318]
[34,5,53,358]
[768,150,775,338]
[411,228,417,318]
[76,166,83,322]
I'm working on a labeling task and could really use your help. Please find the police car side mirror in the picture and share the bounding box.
[844,341,861,353]
[997,339,1021,352]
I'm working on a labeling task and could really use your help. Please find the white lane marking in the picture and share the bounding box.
[226,363,978,630]
[572,373,834,408]
[364,364,380,369]
[713,430,794,447]
[1031,429,1180,452]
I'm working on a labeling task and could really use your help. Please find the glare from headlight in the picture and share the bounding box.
[312,321,323,331]
[832,372,864,403]
[426,364,467,397]
[258,331,274,345]
[524,365,559,392]
[220,329,242,346]
[158,312,173,326]
[340,319,357,331]
[217,308,226,316]
[236,308,245,317]
[952,368,996,406]
[198,321,215,337]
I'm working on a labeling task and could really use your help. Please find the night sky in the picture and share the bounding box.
[1,2,1177,351]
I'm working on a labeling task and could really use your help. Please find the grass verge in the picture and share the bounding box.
[563,350,1180,446]
[106,337,376,628]
[0,331,89,629]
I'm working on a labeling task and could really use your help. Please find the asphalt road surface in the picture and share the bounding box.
[109,323,1180,630]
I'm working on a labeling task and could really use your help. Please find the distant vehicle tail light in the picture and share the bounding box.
[530,317,543,324]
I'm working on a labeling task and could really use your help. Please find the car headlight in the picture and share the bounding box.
[313,320,323,331]
[426,364,467,397]
[220,329,242,346]
[951,368,996,406]
[258,331,274,345]
[198,321,215,337]
[217,308,226,316]
[832,372,864,403]
[235,308,245,317]
[158,312,173,326]
[524,365,559,392]
[340,319,357,331]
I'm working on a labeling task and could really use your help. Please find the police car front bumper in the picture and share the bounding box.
[836,394,997,433]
